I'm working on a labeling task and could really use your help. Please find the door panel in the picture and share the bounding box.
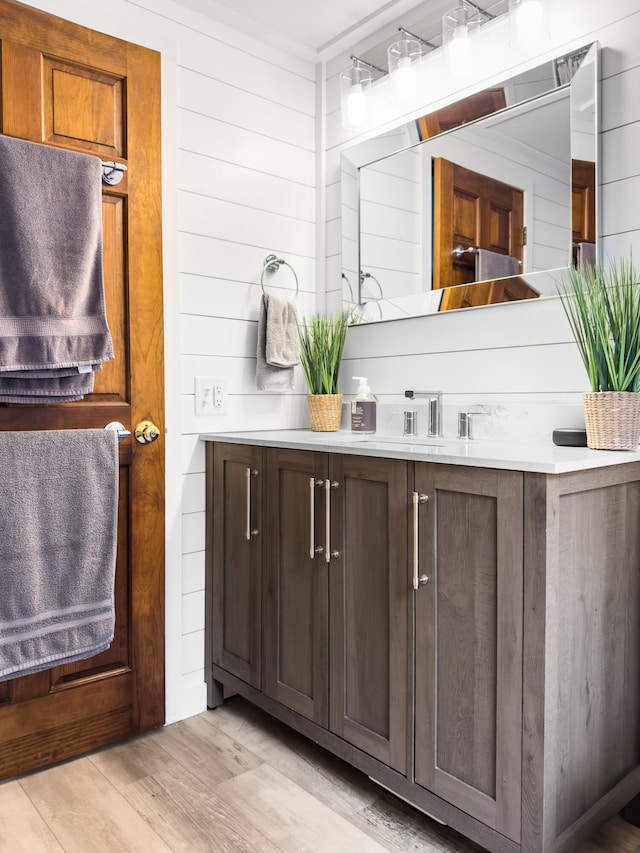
[265,448,329,726]
[329,454,409,774]
[433,157,524,290]
[211,443,263,690]
[414,464,523,843]
[0,0,164,777]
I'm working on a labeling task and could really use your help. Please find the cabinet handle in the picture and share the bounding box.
[324,480,340,563]
[309,478,324,558]
[412,491,430,590]
[245,467,259,541]
[325,479,331,563]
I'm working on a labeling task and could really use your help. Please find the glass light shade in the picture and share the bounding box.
[340,62,372,128]
[442,4,481,77]
[509,0,550,48]
[387,37,423,101]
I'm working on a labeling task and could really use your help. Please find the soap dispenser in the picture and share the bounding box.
[350,376,377,434]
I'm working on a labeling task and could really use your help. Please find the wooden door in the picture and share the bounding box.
[417,89,506,140]
[0,0,164,777]
[264,448,329,726]
[433,158,524,290]
[329,454,409,774]
[413,463,523,843]
[209,443,263,691]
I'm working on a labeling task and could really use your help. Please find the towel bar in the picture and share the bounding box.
[260,254,299,298]
[101,161,127,186]
[104,421,131,442]
[453,246,522,266]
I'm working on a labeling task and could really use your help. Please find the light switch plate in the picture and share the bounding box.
[195,377,227,415]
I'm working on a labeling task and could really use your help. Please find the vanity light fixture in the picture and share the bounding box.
[442,0,484,76]
[387,28,425,101]
[508,0,550,49]
[340,56,385,128]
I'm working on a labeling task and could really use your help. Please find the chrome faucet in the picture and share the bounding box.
[404,390,443,438]
[457,410,487,440]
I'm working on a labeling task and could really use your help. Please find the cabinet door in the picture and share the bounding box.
[211,442,264,689]
[414,463,523,843]
[329,454,409,774]
[265,448,329,726]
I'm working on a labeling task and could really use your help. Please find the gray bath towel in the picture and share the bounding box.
[475,249,520,280]
[0,134,114,373]
[256,294,295,391]
[577,241,596,271]
[0,369,94,400]
[0,429,119,681]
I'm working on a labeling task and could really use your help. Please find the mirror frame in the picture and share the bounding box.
[341,42,599,324]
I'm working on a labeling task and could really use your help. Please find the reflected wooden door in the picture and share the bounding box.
[433,158,524,289]
[572,158,596,266]
[0,0,165,777]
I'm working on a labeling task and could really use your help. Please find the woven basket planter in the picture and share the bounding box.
[583,391,640,450]
[307,394,343,432]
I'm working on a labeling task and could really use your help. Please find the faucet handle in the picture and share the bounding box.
[457,410,487,440]
[403,410,418,436]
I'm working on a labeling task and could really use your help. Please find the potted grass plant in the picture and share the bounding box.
[298,311,349,431]
[560,257,640,449]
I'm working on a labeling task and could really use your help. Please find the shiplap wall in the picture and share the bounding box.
[326,0,640,414]
[149,0,317,719]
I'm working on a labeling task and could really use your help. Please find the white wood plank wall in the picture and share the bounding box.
[166,3,317,714]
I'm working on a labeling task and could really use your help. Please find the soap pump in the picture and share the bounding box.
[350,376,377,434]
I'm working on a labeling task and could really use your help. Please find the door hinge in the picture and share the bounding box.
[522,226,527,246]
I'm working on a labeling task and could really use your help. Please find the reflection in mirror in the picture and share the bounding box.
[341,43,598,324]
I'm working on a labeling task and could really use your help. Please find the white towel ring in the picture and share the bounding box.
[260,254,299,298]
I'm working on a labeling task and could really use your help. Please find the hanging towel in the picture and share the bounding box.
[475,249,520,281]
[0,429,119,681]
[256,294,296,391]
[264,293,300,368]
[577,241,596,272]
[0,134,114,373]
[0,369,94,401]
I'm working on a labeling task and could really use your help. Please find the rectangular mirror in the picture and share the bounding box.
[341,42,598,324]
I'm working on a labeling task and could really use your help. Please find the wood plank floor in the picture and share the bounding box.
[0,696,639,852]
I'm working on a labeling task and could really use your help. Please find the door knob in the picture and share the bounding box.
[134,420,160,444]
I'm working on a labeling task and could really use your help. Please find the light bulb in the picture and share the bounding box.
[445,25,474,76]
[388,35,422,102]
[517,0,543,28]
[347,84,368,126]
[442,4,480,77]
[511,0,548,48]
[393,55,416,100]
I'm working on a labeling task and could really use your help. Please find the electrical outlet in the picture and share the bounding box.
[195,377,227,415]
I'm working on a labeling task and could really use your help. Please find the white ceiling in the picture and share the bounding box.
[172,0,451,61]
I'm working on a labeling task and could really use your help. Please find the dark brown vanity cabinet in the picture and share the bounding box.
[413,463,523,844]
[207,442,409,774]
[206,442,640,852]
[207,442,264,690]
[264,448,409,773]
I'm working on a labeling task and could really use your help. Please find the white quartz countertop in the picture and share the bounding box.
[200,429,640,474]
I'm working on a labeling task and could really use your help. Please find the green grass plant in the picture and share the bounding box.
[560,258,640,392]
[298,312,349,395]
